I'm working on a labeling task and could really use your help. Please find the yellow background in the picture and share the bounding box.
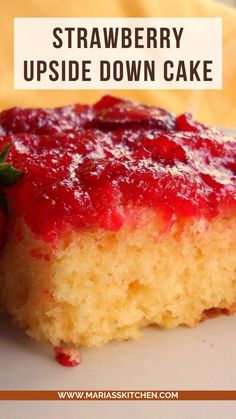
[1,0,236,127]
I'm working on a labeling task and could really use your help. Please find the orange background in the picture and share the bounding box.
[1,0,236,127]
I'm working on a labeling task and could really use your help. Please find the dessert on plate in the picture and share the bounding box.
[0,96,235,347]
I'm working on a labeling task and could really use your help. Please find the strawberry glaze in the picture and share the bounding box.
[0,96,235,243]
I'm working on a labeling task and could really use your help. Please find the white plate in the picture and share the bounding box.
[1,315,236,419]
[0,128,236,419]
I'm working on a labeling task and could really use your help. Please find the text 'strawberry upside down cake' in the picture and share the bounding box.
[0,96,235,347]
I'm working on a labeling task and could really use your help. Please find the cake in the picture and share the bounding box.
[0,96,235,347]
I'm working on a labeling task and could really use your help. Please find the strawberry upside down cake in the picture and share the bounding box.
[0,96,235,347]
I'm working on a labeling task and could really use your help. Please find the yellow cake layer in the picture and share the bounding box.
[1,211,236,347]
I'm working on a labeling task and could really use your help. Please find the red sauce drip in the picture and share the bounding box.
[0,96,235,243]
[54,346,81,367]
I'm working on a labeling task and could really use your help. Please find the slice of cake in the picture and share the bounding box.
[0,96,235,347]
